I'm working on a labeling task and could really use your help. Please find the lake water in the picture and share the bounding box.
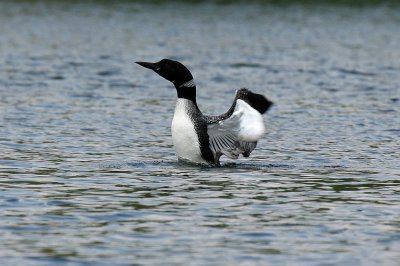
[0,1,399,265]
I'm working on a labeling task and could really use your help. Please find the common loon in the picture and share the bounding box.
[136,59,272,166]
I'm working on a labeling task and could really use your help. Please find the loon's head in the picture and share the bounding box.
[136,59,194,88]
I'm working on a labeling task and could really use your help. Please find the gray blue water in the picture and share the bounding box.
[1,2,399,265]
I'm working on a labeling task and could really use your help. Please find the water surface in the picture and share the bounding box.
[0,2,399,265]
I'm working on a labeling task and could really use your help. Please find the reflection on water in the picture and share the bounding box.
[1,1,400,265]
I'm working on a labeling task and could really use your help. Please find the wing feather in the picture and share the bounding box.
[207,99,265,160]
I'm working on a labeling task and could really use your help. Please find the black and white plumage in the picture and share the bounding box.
[136,59,272,166]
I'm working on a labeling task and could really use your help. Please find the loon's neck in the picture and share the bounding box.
[174,79,198,108]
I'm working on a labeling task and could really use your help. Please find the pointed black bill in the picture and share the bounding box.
[136,61,157,71]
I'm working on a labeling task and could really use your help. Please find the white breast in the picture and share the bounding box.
[171,99,207,164]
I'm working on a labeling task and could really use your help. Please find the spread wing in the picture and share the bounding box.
[207,99,266,160]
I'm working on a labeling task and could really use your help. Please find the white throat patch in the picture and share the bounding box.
[179,79,196,88]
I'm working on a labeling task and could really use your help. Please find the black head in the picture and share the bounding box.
[136,59,194,88]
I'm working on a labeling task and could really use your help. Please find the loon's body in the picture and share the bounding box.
[172,98,209,164]
[136,59,272,166]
